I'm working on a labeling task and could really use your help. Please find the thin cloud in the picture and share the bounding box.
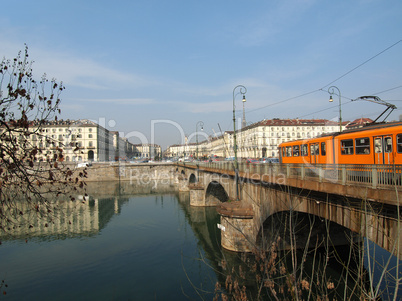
[237,1,316,46]
[0,38,158,91]
[70,98,155,105]
[32,54,154,90]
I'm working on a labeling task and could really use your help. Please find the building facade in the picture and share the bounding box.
[235,118,340,158]
[165,118,341,159]
[3,119,163,163]
[132,144,162,160]
[31,119,114,162]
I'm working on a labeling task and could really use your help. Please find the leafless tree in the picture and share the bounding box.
[0,45,86,234]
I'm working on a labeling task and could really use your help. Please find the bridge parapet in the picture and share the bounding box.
[180,162,402,206]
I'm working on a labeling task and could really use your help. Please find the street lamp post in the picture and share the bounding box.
[328,86,342,132]
[196,121,204,161]
[233,85,247,201]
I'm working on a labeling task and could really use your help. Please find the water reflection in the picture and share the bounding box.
[0,181,177,241]
[0,182,224,300]
[1,181,398,300]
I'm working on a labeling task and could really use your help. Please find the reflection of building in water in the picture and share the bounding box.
[0,196,129,240]
[0,182,176,241]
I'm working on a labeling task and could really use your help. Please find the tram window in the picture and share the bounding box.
[397,134,402,153]
[341,139,354,155]
[374,138,382,153]
[301,144,308,156]
[286,146,292,157]
[355,137,370,154]
[293,145,300,157]
[282,147,286,157]
[385,137,392,153]
[321,142,326,156]
[310,144,319,155]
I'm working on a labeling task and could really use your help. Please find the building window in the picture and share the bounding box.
[89,134,93,138]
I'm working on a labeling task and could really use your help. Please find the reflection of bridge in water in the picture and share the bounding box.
[175,191,256,295]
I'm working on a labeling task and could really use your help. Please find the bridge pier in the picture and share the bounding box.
[217,201,255,252]
[177,175,190,192]
[189,184,206,206]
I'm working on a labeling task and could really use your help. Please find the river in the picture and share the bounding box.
[0,182,222,300]
[0,181,400,300]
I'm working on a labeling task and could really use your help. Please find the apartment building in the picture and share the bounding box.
[1,119,154,162]
[26,119,114,162]
[165,118,341,159]
[132,144,162,159]
[235,118,339,158]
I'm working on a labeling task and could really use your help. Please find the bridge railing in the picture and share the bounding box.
[187,162,402,190]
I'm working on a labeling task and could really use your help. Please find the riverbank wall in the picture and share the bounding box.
[83,162,177,183]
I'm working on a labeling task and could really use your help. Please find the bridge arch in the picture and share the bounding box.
[256,210,353,250]
[189,173,197,184]
[205,181,229,206]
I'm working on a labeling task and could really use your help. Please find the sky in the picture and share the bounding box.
[1,0,401,150]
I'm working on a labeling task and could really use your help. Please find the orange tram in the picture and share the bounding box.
[278,121,402,165]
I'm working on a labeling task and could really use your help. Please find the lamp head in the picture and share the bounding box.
[329,95,333,102]
[201,126,203,131]
[242,95,246,102]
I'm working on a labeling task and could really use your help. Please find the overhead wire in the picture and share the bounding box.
[245,39,402,117]
[246,89,321,114]
[292,87,402,119]
[320,39,402,90]
[296,94,356,118]
[373,85,402,95]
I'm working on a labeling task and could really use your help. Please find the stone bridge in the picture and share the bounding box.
[175,162,402,260]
